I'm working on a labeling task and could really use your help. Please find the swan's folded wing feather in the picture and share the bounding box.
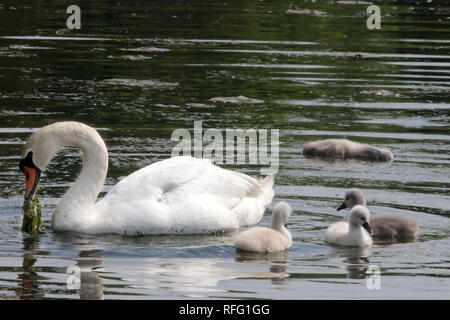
[154,158,266,210]
[90,156,273,234]
[100,156,266,210]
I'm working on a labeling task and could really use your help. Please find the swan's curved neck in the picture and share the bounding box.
[271,215,287,233]
[51,125,108,231]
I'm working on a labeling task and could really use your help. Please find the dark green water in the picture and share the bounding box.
[0,0,449,299]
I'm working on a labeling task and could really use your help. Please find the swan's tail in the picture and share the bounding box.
[259,175,275,206]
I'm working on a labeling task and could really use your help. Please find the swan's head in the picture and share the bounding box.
[271,201,292,229]
[19,121,107,201]
[19,122,72,200]
[377,148,393,162]
[337,188,366,211]
[349,205,373,236]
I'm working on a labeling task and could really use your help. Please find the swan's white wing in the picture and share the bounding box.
[90,156,274,234]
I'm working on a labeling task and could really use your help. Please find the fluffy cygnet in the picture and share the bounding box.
[235,202,292,253]
[337,188,419,239]
[303,138,393,162]
[325,205,373,247]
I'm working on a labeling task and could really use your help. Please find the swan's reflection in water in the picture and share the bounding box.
[110,255,289,297]
[19,235,47,299]
[44,231,293,298]
[66,248,292,298]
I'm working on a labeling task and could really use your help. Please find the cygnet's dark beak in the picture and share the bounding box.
[337,202,346,211]
[284,223,289,229]
[362,222,373,236]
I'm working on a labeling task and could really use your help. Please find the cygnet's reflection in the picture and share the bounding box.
[53,250,105,300]
[76,251,104,300]
[305,157,393,168]
[327,245,372,280]
[234,249,291,286]
[374,237,417,246]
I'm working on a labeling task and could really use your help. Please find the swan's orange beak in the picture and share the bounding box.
[19,151,41,200]
[23,166,41,201]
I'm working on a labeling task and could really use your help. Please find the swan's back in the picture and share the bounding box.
[303,138,393,162]
[371,216,419,239]
[338,189,419,239]
[90,156,274,235]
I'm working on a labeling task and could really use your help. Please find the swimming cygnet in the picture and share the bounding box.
[325,205,373,247]
[303,138,393,162]
[235,202,292,253]
[337,188,419,239]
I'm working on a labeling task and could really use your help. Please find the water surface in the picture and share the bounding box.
[0,0,449,299]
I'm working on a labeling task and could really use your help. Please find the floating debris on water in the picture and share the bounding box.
[292,79,321,85]
[9,45,54,50]
[350,52,378,59]
[337,1,372,5]
[185,103,216,108]
[286,9,326,16]
[104,78,178,88]
[107,55,152,61]
[209,95,263,104]
[120,47,170,53]
[329,51,378,59]
[154,103,182,108]
[360,90,401,97]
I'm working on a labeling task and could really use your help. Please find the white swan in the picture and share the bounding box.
[337,188,419,239]
[18,121,275,235]
[325,205,373,247]
[303,138,393,162]
[235,202,292,253]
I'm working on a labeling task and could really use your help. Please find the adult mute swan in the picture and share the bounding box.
[325,205,373,247]
[303,138,393,162]
[235,202,292,253]
[18,121,275,235]
[337,189,419,239]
